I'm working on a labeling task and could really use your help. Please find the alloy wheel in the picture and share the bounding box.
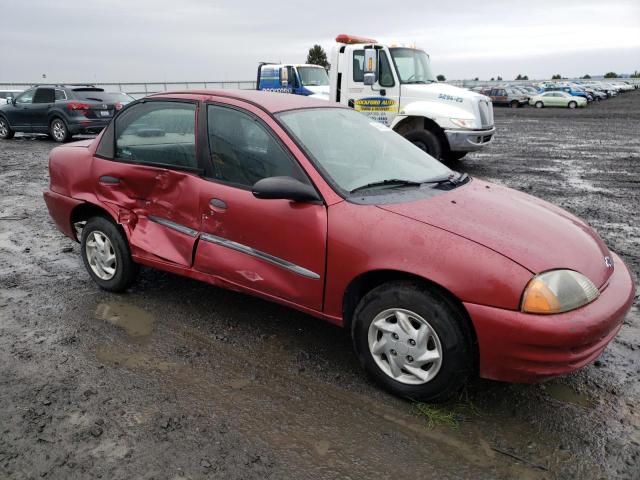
[0,118,7,137]
[52,120,66,141]
[367,308,443,385]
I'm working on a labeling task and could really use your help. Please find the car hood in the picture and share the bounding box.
[378,179,612,287]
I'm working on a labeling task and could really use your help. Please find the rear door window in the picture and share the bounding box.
[114,101,198,170]
[33,88,55,104]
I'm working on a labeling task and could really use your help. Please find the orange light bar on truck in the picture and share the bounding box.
[335,34,378,44]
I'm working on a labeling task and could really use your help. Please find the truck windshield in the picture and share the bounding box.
[297,67,329,87]
[389,48,436,84]
[277,108,450,194]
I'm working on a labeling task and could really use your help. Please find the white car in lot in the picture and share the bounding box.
[529,91,587,109]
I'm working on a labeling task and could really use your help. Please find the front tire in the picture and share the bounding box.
[81,216,139,292]
[403,129,443,160]
[535,101,544,108]
[351,281,474,402]
[568,101,577,109]
[0,116,14,139]
[442,151,467,163]
[50,117,71,142]
[509,100,519,108]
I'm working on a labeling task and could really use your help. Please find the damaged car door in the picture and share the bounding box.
[194,103,327,310]
[92,100,202,266]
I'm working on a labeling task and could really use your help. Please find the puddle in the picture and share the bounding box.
[545,383,594,408]
[95,301,154,339]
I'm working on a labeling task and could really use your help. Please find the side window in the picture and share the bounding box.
[15,89,35,105]
[114,101,197,170]
[378,51,395,87]
[207,105,308,189]
[33,88,55,104]
[353,50,364,82]
[55,89,66,101]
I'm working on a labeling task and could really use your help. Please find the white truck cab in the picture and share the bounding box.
[329,34,495,161]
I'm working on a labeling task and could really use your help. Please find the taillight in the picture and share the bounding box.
[66,102,90,111]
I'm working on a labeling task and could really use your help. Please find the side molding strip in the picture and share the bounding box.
[200,233,320,280]
[148,215,199,238]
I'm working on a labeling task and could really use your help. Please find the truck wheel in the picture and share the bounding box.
[81,216,139,292]
[351,281,474,402]
[535,101,544,108]
[404,129,442,160]
[568,101,577,109]
[509,100,519,108]
[0,116,14,139]
[443,151,467,163]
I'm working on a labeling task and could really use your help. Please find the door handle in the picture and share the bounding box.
[209,198,227,210]
[99,175,121,185]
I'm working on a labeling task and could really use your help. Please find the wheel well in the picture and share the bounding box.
[70,202,115,241]
[342,270,478,363]
[393,116,449,153]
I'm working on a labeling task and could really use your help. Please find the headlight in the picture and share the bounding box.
[521,270,599,314]
[450,118,477,129]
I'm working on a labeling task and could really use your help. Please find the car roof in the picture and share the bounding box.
[148,89,342,113]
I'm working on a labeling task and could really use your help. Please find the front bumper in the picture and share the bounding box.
[445,127,496,152]
[465,252,635,383]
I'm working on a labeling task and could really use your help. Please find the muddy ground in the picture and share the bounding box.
[0,91,638,480]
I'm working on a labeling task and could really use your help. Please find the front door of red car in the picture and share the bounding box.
[193,103,327,310]
[92,100,202,267]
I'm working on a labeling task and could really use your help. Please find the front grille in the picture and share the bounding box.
[477,99,494,128]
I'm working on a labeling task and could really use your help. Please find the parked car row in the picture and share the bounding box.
[0,84,134,142]
[471,79,637,109]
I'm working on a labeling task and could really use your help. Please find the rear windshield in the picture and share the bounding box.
[73,90,134,103]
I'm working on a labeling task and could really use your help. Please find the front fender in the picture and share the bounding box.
[392,100,474,130]
[323,201,533,321]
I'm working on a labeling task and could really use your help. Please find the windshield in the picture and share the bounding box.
[277,108,451,194]
[297,67,329,87]
[389,48,436,84]
[73,90,135,103]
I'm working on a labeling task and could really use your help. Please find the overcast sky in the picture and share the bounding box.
[1,0,638,83]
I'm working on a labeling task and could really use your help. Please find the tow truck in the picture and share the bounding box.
[258,35,496,161]
[328,34,495,161]
[256,63,329,99]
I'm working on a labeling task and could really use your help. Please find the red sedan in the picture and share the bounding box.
[43,90,635,401]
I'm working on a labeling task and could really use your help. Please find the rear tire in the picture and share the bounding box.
[568,101,577,109]
[509,100,519,108]
[535,101,543,108]
[351,281,474,402]
[403,129,442,160]
[81,216,139,292]
[50,117,71,142]
[0,116,14,139]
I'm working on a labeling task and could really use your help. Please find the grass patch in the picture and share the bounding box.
[413,396,482,429]
[413,403,460,429]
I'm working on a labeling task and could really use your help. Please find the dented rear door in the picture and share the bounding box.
[92,100,202,267]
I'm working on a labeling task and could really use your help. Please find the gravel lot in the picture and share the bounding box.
[1,91,638,480]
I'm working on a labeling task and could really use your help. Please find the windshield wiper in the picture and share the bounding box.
[422,172,469,185]
[350,179,422,194]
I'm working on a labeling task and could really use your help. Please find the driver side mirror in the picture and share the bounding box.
[363,48,377,86]
[252,176,321,203]
[280,67,289,87]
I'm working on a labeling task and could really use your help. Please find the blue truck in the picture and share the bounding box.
[256,63,329,99]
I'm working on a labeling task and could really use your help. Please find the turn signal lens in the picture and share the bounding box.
[521,270,599,314]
